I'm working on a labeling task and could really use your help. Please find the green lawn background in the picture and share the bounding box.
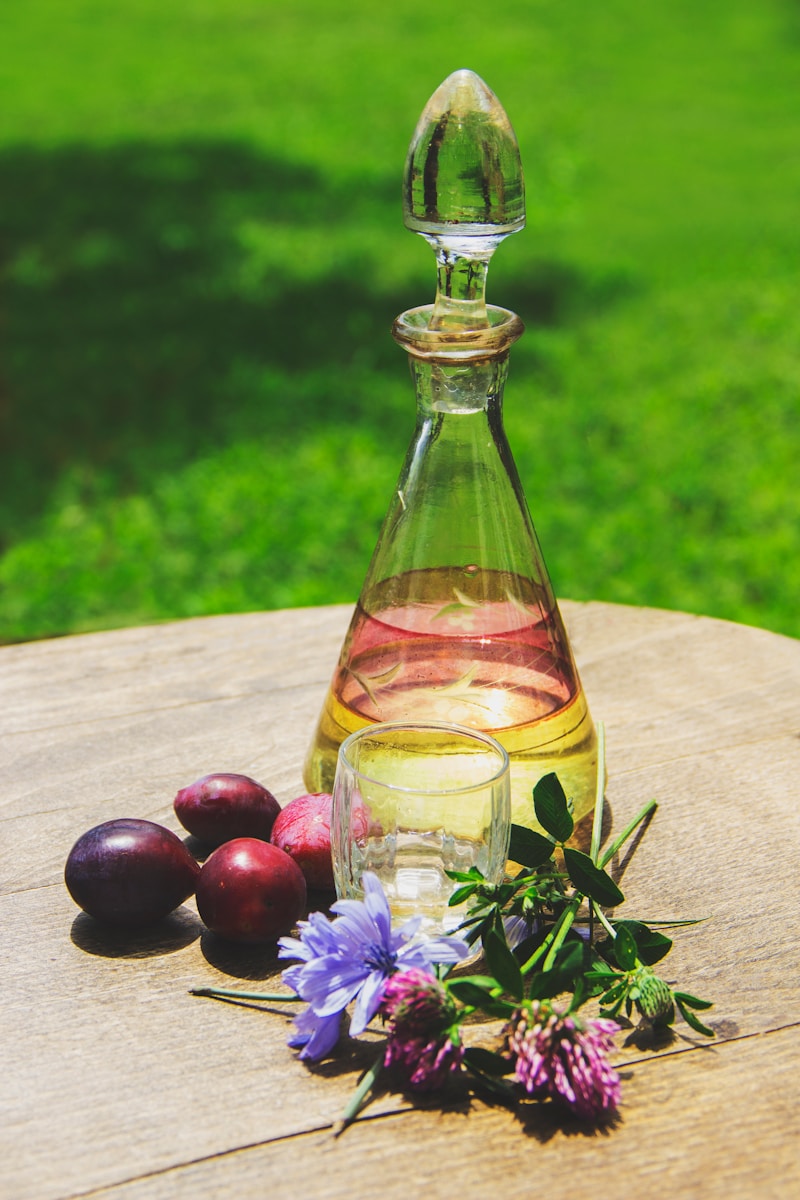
[1,0,798,641]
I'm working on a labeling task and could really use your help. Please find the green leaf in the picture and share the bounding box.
[599,982,627,1007]
[675,996,715,1037]
[527,941,585,1000]
[533,773,574,842]
[563,847,625,907]
[527,972,571,1001]
[613,920,672,965]
[585,961,620,980]
[492,883,518,905]
[481,998,519,1019]
[447,976,515,1017]
[508,823,554,867]
[614,923,638,971]
[482,928,524,1001]
[464,1047,514,1077]
[673,991,714,1011]
[451,974,498,989]
[569,974,588,1012]
[447,979,497,1006]
[452,913,484,930]
[459,922,488,948]
[448,884,479,907]
[459,904,486,923]
[445,867,485,883]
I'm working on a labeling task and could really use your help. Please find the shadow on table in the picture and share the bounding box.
[308,1042,625,1139]
[567,801,612,856]
[513,1097,623,1141]
[67,882,338,973]
[200,930,285,982]
[70,905,202,958]
[198,886,337,980]
[579,798,657,886]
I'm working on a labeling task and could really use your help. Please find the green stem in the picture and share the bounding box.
[590,721,606,865]
[519,794,656,982]
[519,897,580,977]
[592,903,647,978]
[599,798,657,869]
[333,1051,385,1137]
[541,896,581,972]
[190,986,300,1003]
[592,906,617,941]
[518,937,550,977]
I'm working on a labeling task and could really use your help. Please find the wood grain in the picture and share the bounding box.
[64,1028,800,1200]
[1,601,798,1199]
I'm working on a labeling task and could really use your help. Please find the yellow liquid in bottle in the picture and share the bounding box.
[303,568,598,837]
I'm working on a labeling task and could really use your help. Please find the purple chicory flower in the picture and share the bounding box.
[381,967,465,1092]
[503,913,540,951]
[505,1000,621,1120]
[285,1004,343,1061]
[278,873,470,1060]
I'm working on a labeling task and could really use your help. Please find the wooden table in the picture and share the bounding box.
[2,601,799,1200]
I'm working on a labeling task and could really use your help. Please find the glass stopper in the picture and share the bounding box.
[403,69,526,330]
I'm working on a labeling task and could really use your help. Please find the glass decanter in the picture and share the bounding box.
[304,70,598,835]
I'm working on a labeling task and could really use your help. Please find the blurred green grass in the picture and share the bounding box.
[1,0,798,641]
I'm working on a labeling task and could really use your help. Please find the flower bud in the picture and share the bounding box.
[635,970,673,1019]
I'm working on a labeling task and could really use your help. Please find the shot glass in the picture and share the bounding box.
[331,721,511,935]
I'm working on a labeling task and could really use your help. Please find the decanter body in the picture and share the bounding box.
[303,71,597,833]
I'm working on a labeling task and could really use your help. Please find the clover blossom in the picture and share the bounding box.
[381,967,465,1092]
[381,967,455,1033]
[278,873,469,1060]
[384,1029,465,1092]
[505,1000,620,1120]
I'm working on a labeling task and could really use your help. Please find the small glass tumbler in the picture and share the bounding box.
[331,721,511,935]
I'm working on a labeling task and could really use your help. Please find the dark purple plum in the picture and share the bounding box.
[196,838,306,943]
[65,818,200,926]
[173,772,280,847]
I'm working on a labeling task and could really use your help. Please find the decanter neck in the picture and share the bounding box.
[408,356,508,415]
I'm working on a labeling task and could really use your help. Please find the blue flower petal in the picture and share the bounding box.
[349,969,389,1036]
[419,934,471,964]
[361,872,394,944]
[280,963,306,992]
[277,935,308,962]
[329,898,383,949]
[288,1005,342,1061]
[396,914,424,942]
[279,911,339,962]
[299,956,368,1015]
[277,872,469,1062]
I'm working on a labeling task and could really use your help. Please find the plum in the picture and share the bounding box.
[173,772,280,847]
[65,818,200,926]
[195,838,306,943]
[270,792,336,891]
